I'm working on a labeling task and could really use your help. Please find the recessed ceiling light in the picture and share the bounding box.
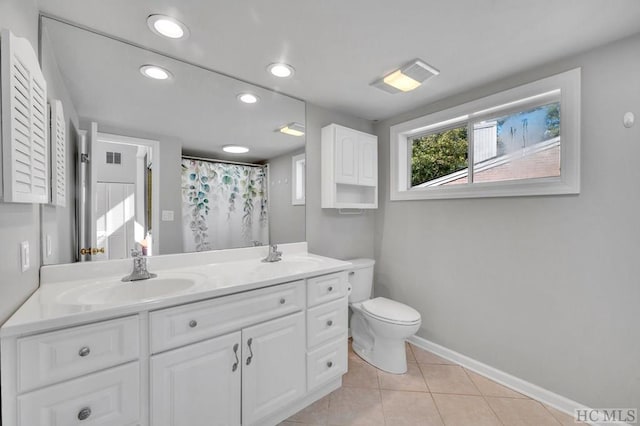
[267,63,294,78]
[278,122,305,137]
[147,15,190,39]
[139,65,173,80]
[371,59,439,94]
[223,145,250,154]
[237,93,259,104]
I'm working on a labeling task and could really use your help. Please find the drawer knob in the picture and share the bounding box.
[77,407,92,421]
[327,286,334,292]
[78,346,91,357]
[189,320,198,328]
[327,361,333,368]
[280,298,286,304]
[326,320,333,327]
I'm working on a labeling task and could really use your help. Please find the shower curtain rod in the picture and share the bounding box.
[182,155,266,168]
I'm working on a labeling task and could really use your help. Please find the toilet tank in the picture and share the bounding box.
[347,258,375,303]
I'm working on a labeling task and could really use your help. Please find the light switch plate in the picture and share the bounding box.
[161,210,174,221]
[20,241,30,272]
[46,235,52,257]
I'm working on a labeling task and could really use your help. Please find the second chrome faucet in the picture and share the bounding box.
[262,244,282,263]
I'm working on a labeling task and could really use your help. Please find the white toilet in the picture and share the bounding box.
[348,258,421,374]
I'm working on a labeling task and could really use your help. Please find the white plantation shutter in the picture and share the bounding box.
[1,29,49,203]
[49,99,66,206]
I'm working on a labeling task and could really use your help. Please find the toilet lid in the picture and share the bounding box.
[361,297,421,324]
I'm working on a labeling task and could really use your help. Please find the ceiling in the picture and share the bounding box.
[37,0,640,121]
[42,17,305,163]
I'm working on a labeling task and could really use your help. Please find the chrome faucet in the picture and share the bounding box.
[122,248,157,281]
[262,244,282,263]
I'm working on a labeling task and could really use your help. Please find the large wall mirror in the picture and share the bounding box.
[39,16,306,265]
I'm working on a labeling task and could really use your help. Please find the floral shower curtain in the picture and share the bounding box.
[181,158,268,251]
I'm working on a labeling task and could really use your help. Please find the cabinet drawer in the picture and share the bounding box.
[307,338,347,391]
[17,362,140,426]
[17,316,139,392]
[150,281,305,353]
[306,272,347,307]
[307,297,348,348]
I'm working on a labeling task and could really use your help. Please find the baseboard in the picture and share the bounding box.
[408,335,609,426]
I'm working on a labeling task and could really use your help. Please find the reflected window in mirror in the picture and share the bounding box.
[292,154,306,206]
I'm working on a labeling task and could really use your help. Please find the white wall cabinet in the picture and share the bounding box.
[322,123,378,208]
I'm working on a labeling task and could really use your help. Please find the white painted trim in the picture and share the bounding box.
[408,335,611,426]
[390,68,581,200]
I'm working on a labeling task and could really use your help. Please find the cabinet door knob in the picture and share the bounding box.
[78,347,91,357]
[327,361,333,368]
[326,320,333,327]
[327,286,333,292]
[77,407,92,421]
[189,320,198,328]
[280,298,286,304]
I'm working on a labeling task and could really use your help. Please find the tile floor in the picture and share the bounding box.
[279,341,580,426]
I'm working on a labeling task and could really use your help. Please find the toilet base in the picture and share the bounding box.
[352,336,409,374]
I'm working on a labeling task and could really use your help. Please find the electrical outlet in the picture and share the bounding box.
[20,241,30,272]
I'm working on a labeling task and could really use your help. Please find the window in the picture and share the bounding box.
[390,68,580,200]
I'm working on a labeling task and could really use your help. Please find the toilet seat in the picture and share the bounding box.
[361,297,421,325]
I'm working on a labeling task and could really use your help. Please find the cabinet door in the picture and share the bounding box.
[242,312,305,426]
[358,133,378,187]
[334,126,359,185]
[151,331,241,426]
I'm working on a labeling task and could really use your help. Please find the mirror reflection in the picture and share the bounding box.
[40,17,306,265]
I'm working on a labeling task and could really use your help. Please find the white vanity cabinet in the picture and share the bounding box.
[1,269,349,426]
[149,282,307,426]
[1,316,142,426]
[305,272,349,391]
[241,312,306,425]
[151,331,242,426]
[321,123,378,209]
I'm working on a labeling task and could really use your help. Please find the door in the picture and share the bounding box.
[334,126,359,185]
[95,182,135,260]
[151,331,242,426]
[241,312,306,425]
[358,134,378,187]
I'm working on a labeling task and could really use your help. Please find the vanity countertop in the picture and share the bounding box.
[1,243,352,338]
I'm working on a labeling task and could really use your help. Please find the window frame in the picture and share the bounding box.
[390,68,581,200]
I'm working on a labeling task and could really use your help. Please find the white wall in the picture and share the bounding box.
[306,103,376,260]
[373,33,640,409]
[0,0,42,323]
[268,149,305,245]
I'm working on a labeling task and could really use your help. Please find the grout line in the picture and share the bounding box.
[427,392,446,426]
[461,367,506,426]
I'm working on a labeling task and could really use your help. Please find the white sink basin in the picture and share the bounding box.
[57,273,205,306]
